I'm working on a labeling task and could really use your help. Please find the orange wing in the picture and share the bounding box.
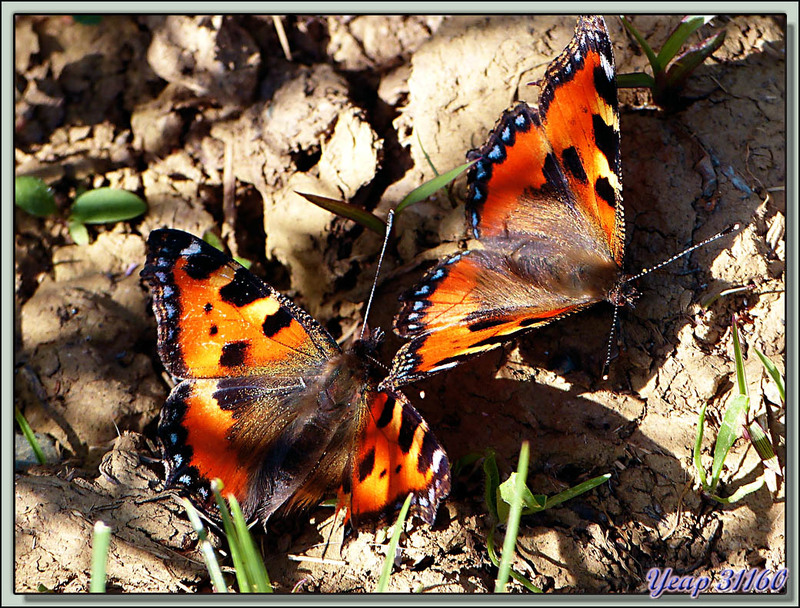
[340,390,450,530]
[143,229,339,380]
[390,16,626,386]
[467,15,624,262]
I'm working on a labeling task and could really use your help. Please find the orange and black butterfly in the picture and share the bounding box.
[387,16,628,387]
[387,15,736,387]
[142,229,450,533]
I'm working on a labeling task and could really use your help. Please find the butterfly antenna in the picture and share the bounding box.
[601,303,620,380]
[624,223,741,284]
[360,210,395,340]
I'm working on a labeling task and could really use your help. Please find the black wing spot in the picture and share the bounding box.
[595,176,617,208]
[592,114,619,174]
[397,408,420,454]
[220,268,263,307]
[358,447,376,482]
[376,396,395,428]
[468,317,507,332]
[219,340,249,368]
[209,325,218,336]
[184,253,224,281]
[262,308,293,338]
[593,64,617,111]
[204,302,213,313]
[562,146,588,184]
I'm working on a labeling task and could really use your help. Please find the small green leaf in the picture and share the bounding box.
[70,188,147,224]
[296,191,386,235]
[664,30,726,91]
[710,393,749,491]
[710,478,765,504]
[417,133,440,177]
[656,15,716,67]
[395,160,476,215]
[495,441,529,593]
[746,420,781,474]
[211,480,250,593]
[15,176,57,217]
[731,316,748,397]
[377,493,413,592]
[621,16,662,75]
[202,231,225,251]
[68,220,90,246]
[617,72,656,90]
[754,348,785,404]
[486,526,541,593]
[228,495,272,593]
[498,472,540,519]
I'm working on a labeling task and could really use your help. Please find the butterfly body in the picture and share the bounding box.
[388,16,627,387]
[143,229,450,532]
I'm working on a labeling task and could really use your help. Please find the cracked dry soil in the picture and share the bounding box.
[14,14,786,594]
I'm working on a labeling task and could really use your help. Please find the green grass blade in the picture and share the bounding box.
[656,16,715,67]
[755,348,785,403]
[395,160,475,215]
[621,16,661,75]
[482,450,500,521]
[417,133,440,177]
[211,481,251,593]
[486,526,541,593]
[710,394,749,491]
[296,191,386,235]
[377,493,413,592]
[543,474,611,510]
[15,176,57,217]
[495,441,529,593]
[694,403,709,489]
[14,406,47,465]
[182,499,228,592]
[90,521,111,593]
[731,317,748,397]
[228,495,273,593]
[69,187,147,224]
[710,478,765,504]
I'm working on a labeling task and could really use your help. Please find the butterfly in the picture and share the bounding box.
[386,16,629,387]
[142,228,450,534]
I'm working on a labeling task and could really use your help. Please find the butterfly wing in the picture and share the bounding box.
[142,228,339,381]
[145,230,450,531]
[143,229,345,522]
[341,389,450,530]
[390,16,624,386]
[467,15,624,261]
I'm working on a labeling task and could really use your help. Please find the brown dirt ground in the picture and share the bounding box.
[13,14,786,594]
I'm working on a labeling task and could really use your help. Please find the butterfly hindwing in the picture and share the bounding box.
[389,247,609,385]
[342,390,450,529]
